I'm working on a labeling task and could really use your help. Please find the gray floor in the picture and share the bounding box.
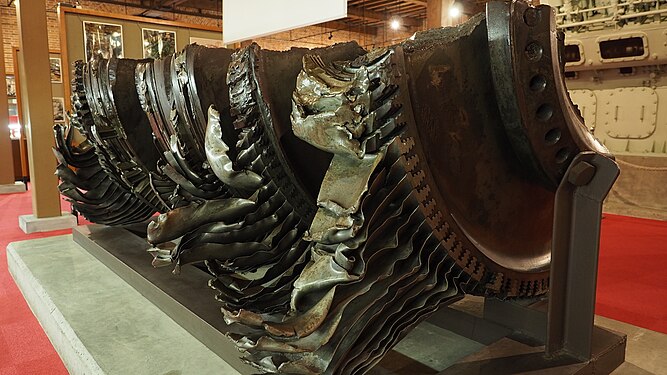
[393,322,484,371]
[7,234,667,374]
[596,316,667,375]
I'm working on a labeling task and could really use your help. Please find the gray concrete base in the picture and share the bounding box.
[6,231,645,374]
[72,225,487,373]
[18,211,77,234]
[0,181,26,194]
[7,235,243,375]
[6,233,482,375]
[71,225,256,373]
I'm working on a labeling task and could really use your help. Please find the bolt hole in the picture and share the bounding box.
[545,128,561,145]
[524,8,541,26]
[555,147,570,164]
[536,104,553,122]
[529,75,547,92]
[525,42,543,62]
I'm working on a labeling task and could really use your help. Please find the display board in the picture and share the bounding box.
[223,0,347,44]
[58,6,223,109]
[13,49,65,125]
[6,73,22,180]
[11,49,63,181]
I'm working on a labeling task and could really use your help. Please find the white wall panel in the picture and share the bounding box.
[223,0,347,44]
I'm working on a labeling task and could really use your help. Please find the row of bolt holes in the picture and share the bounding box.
[524,12,570,165]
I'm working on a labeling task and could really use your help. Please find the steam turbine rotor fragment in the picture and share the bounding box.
[53,2,614,374]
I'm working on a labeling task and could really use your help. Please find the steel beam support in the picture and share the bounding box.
[547,151,620,360]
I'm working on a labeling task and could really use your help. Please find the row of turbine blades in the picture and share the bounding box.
[53,5,570,372]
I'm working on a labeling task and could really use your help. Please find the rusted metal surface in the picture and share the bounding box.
[53,1,618,373]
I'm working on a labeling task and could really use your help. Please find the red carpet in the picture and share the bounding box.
[0,189,665,374]
[0,189,69,375]
[596,213,667,334]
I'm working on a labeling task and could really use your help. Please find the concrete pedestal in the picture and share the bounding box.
[0,181,26,194]
[6,229,636,374]
[7,235,245,375]
[18,211,77,234]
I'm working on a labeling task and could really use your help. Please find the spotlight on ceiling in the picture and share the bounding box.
[390,18,401,30]
[449,4,462,18]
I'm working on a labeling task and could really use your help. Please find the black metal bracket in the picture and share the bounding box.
[547,151,620,360]
[481,151,619,362]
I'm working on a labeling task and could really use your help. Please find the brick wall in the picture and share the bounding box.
[0,1,416,74]
[1,0,222,74]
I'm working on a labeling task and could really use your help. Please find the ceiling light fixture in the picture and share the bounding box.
[449,4,462,18]
[390,18,401,30]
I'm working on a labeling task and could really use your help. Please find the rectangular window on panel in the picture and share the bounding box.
[619,67,635,75]
[599,37,645,59]
[563,44,582,63]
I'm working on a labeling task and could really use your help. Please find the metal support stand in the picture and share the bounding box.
[547,151,620,360]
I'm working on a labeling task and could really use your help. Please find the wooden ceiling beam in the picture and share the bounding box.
[92,0,221,19]
[365,3,422,12]
[347,6,422,26]
[159,0,189,6]
[323,20,378,36]
[157,0,219,11]
[352,0,426,6]
[399,0,427,5]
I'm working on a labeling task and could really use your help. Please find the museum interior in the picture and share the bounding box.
[0,0,665,374]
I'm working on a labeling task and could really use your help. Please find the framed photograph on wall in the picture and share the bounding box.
[142,28,176,59]
[52,97,65,123]
[50,57,62,83]
[6,75,15,98]
[189,36,225,48]
[83,21,123,61]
